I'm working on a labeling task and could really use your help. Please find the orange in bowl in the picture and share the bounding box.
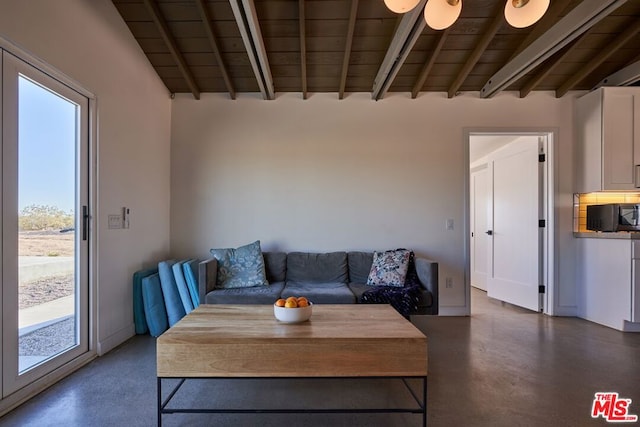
[284,299,298,308]
[274,296,313,323]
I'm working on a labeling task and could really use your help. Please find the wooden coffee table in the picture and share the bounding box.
[157,304,428,426]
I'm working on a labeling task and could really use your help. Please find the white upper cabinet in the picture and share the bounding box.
[575,87,640,192]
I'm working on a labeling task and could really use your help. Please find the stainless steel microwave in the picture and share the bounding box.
[586,203,640,232]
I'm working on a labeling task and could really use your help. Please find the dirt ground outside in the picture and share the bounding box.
[19,230,74,257]
[19,230,74,309]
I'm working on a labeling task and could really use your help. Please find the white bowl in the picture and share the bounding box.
[273,302,313,323]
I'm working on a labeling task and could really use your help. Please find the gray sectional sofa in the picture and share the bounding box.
[198,251,438,315]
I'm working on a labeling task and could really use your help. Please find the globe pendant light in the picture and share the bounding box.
[424,0,462,31]
[504,0,550,28]
[384,0,421,14]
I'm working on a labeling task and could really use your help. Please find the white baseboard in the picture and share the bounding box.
[552,305,578,317]
[97,323,135,356]
[623,321,640,332]
[438,306,470,316]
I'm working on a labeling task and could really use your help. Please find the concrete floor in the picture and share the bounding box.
[1,288,639,426]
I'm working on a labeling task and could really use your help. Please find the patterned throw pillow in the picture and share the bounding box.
[210,240,268,289]
[366,249,411,287]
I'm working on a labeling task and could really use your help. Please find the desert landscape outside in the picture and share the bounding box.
[18,205,75,371]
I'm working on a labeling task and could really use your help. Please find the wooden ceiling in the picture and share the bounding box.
[112,0,640,100]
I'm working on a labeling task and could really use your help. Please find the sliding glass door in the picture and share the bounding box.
[1,50,89,396]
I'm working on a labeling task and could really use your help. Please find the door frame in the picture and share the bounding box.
[464,128,557,316]
[0,36,97,415]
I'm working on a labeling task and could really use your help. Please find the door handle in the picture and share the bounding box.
[82,205,89,241]
[485,230,493,236]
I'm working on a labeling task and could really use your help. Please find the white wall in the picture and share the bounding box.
[171,91,577,315]
[0,0,172,353]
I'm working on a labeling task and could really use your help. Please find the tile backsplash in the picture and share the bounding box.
[574,193,640,232]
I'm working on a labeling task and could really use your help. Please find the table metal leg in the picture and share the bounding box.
[423,377,428,427]
[157,377,162,427]
[156,376,427,425]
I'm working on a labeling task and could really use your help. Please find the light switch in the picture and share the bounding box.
[108,214,122,229]
[446,219,454,230]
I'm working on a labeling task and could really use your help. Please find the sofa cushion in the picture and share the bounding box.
[141,273,168,337]
[263,252,287,283]
[348,282,369,302]
[286,252,348,284]
[158,260,186,327]
[172,260,194,314]
[367,249,411,287]
[348,252,373,284]
[132,267,158,335]
[282,282,355,304]
[210,240,268,289]
[204,282,286,304]
[182,259,200,308]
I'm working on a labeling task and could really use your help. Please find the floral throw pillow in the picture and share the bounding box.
[210,240,268,289]
[366,249,411,287]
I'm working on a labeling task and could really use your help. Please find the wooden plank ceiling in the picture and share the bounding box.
[112,0,640,100]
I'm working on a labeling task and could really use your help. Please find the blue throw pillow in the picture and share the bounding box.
[158,260,186,326]
[183,260,200,308]
[141,273,168,337]
[172,260,194,314]
[210,240,268,289]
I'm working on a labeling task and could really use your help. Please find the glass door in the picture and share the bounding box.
[2,50,89,396]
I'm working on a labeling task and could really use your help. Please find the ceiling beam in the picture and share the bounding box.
[507,0,573,62]
[556,19,640,97]
[372,0,427,101]
[339,0,358,100]
[194,0,235,100]
[594,58,640,89]
[411,28,449,99]
[447,4,503,98]
[299,0,307,99]
[229,0,275,100]
[480,0,629,99]
[519,31,590,98]
[142,0,200,100]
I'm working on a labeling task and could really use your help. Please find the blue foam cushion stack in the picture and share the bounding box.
[158,260,187,327]
[141,273,168,337]
[172,260,194,314]
[183,260,200,308]
[132,267,158,334]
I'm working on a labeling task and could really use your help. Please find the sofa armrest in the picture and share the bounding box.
[198,258,218,303]
[415,257,438,315]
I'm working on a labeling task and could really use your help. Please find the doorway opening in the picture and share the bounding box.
[466,131,555,316]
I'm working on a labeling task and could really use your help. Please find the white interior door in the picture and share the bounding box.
[470,167,489,291]
[487,138,541,312]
